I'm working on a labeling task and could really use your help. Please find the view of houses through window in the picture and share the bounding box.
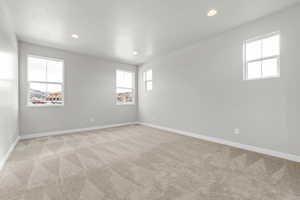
[116,70,135,104]
[27,56,64,105]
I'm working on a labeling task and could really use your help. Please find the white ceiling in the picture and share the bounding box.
[6,0,300,65]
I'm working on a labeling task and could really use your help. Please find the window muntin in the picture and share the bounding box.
[27,55,64,106]
[116,70,135,105]
[143,69,153,91]
[244,32,280,80]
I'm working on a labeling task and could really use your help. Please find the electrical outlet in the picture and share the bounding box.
[89,118,95,123]
[234,128,240,135]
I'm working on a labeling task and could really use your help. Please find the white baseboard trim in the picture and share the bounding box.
[139,122,300,163]
[0,136,20,171]
[20,122,139,140]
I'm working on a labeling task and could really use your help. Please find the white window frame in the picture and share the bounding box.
[27,55,65,107]
[116,69,135,105]
[243,31,280,81]
[143,69,153,92]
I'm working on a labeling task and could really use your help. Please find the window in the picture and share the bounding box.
[116,70,135,105]
[244,32,280,80]
[143,69,152,91]
[27,55,64,106]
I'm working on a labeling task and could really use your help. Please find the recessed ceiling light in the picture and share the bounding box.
[207,9,218,17]
[71,34,79,39]
[133,51,139,56]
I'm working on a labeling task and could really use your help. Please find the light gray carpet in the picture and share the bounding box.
[0,125,299,200]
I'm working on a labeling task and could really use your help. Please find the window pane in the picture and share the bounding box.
[146,70,152,81]
[116,70,123,87]
[116,70,133,88]
[143,72,146,81]
[29,83,47,104]
[262,58,278,77]
[247,61,262,79]
[46,83,63,104]
[263,35,280,58]
[29,83,63,105]
[28,57,47,81]
[146,81,152,91]
[246,40,261,61]
[117,88,133,104]
[117,88,132,93]
[124,71,133,88]
[47,60,63,83]
[47,84,62,93]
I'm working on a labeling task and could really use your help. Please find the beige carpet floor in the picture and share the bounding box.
[0,125,299,200]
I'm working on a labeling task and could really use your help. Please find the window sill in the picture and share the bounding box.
[116,103,135,106]
[27,104,65,108]
[243,75,280,81]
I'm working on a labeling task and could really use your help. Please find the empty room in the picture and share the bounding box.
[1,0,300,199]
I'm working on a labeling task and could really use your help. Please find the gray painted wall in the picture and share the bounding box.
[19,42,137,136]
[0,0,19,163]
[139,6,300,156]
